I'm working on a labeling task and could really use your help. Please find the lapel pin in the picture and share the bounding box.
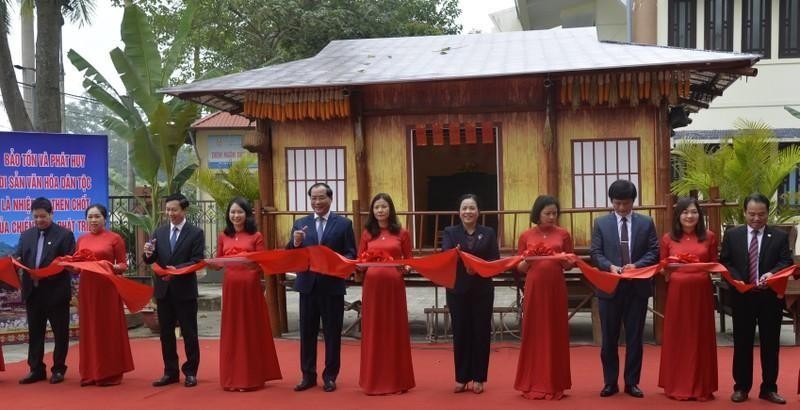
[478,234,483,240]
[47,241,51,245]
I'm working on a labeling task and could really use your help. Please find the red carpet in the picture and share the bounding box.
[1,339,799,409]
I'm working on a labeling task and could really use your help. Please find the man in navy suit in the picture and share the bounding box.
[590,180,659,398]
[721,193,792,405]
[15,197,75,385]
[287,182,356,393]
[143,192,205,388]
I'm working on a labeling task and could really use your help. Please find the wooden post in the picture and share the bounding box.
[352,199,362,239]
[544,78,559,196]
[250,119,286,336]
[707,186,722,240]
[653,103,673,345]
[352,89,370,210]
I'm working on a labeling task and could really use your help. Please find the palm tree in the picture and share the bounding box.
[672,119,800,223]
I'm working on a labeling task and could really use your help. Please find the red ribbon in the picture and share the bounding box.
[458,252,523,278]
[152,261,208,276]
[0,257,21,288]
[63,260,153,313]
[307,246,458,288]
[0,250,153,313]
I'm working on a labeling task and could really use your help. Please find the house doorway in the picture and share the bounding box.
[409,123,500,248]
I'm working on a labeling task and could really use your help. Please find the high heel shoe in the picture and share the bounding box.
[454,382,468,393]
[473,382,485,394]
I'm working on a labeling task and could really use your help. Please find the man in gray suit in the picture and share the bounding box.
[590,180,659,398]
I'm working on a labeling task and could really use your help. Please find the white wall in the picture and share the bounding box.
[656,0,800,131]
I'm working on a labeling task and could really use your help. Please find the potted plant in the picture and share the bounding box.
[139,302,160,334]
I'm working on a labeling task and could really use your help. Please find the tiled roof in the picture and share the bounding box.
[190,111,254,129]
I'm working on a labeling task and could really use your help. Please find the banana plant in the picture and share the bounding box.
[672,119,800,224]
[67,2,198,235]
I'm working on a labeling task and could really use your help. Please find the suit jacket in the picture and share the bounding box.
[143,221,205,301]
[441,224,500,295]
[14,222,76,302]
[719,224,792,284]
[590,212,659,299]
[287,212,356,296]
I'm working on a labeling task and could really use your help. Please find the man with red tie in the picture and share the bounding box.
[720,193,792,405]
[590,180,659,398]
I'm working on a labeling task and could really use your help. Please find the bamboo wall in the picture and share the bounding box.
[271,119,357,243]
[557,106,659,246]
[265,77,662,248]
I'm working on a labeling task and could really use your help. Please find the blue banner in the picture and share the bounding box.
[0,132,108,343]
[0,132,109,254]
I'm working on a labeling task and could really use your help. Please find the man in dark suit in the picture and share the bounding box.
[143,192,205,388]
[15,197,76,385]
[287,182,356,393]
[720,193,792,405]
[590,180,659,398]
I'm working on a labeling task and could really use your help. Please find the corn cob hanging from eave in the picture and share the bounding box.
[242,87,351,121]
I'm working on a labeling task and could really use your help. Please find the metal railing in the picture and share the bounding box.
[261,205,672,253]
[108,196,222,274]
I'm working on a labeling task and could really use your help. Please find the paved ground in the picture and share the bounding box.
[3,283,798,365]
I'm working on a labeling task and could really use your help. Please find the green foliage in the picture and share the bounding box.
[131,0,462,80]
[196,155,259,211]
[672,119,800,223]
[68,3,199,235]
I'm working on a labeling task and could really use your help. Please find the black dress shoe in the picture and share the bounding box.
[49,372,65,384]
[152,375,179,387]
[600,384,619,397]
[184,376,198,387]
[323,379,337,392]
[731,390,748,402]
[294,378,317,392]
[758,391,786,404]
[624,385,644,398]
[19,372,46,385]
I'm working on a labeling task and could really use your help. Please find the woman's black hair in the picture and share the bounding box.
[224,197,257,236]
[670,196,707,242]
[365,193,401,238]
[84,203,108,219]
[530,195,560,224]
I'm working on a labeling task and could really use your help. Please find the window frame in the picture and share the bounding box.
[285,146,347,212]
[668,0,698,48]
[742,0,772,58]
[571,138,642,209]
[704,0,734,51]
[779,0,800,58]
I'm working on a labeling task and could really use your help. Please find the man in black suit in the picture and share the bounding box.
[589,180,659,398]
[15,197,76,385]
[720,193,792,405]
[143,192,205,388]
[287,182,356,393]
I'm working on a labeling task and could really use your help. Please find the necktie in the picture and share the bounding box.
[35,231,45,269]
[620,217,631,266]
[317,217,325,244]
[170,226,179,252]
[749,230,760,284]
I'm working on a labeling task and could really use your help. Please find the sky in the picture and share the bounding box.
[0,0,517,131]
